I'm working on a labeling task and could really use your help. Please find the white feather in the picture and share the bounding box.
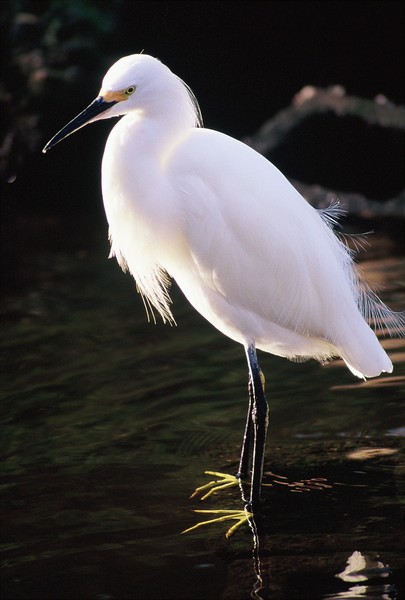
[94,55,404,378]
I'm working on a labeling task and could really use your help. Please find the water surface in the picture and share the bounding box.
[1,244,404,599]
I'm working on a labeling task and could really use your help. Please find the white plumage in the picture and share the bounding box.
[93,54,402,379]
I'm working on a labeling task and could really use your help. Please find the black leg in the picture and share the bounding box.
[245,344,268,509]
[238,378,254,479]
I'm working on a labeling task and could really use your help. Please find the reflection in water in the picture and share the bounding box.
[184,475,268,599]
[324,584,397,599]
[248,513,265,600]
[336,551,391,583]
[238,525,397,600]
[185,459,404,599]
[345,448,398,461]
[1,251,404,599]
[324,551,395,599]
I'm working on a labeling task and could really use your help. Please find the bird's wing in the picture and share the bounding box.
[167,128,353,337]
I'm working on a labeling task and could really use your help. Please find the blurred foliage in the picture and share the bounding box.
[0,0,122,181]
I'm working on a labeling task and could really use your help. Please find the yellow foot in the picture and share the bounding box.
[189,471,239,501]
[181,508,252,538]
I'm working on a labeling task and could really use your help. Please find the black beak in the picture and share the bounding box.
[42,96,117,153]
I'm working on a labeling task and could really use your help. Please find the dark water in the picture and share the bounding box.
[1,246,404,600]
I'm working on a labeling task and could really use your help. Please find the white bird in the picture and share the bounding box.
[43,54,404,509]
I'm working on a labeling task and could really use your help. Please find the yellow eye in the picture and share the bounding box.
[125,86,136,96]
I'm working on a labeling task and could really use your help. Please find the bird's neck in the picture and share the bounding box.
[116,111,189,159]
[100,110,187,310]
[101,113,181,231]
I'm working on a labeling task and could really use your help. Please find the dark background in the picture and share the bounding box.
[1,5,404,598]
[1,0,404,289]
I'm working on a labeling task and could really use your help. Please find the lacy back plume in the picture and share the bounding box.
[319,200,405,338]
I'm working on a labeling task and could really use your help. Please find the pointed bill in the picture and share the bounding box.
[42,96,117,153]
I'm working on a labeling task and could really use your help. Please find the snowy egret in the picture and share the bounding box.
[43,54,404,509]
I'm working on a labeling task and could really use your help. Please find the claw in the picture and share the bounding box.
[189,471,239,501]
[181,508,252,538]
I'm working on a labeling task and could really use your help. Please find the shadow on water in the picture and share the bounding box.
[1,240,404,599]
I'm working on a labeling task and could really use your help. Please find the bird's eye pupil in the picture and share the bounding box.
[126,87,135,95]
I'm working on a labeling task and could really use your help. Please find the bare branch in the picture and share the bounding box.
[244,85,405,155]
[243,86,405,218]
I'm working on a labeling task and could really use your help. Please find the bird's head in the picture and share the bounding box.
[42,54,199,153]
